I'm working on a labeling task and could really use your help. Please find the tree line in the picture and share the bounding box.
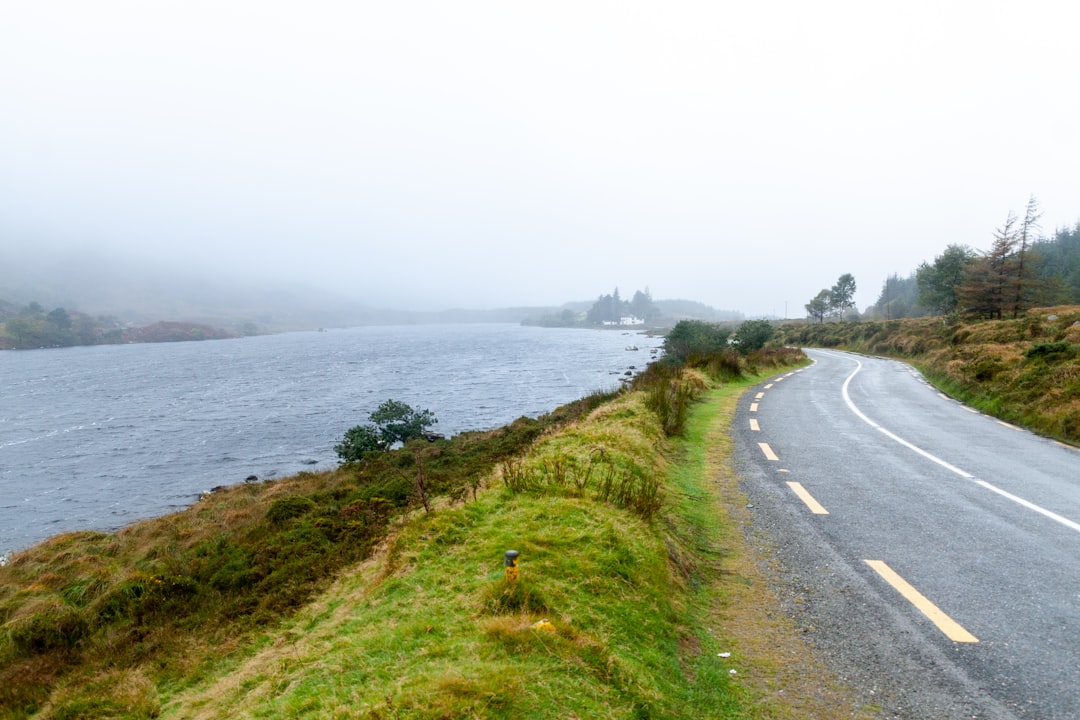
[814,197,1079,322]
[0,300,237,349]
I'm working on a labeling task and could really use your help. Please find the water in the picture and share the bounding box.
[0,324,659,554]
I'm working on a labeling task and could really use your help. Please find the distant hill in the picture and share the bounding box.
[0,248,568,333]
[0,247,743,334]
[654,298,743,322]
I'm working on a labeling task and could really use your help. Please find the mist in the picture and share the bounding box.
[2,2,1078,318]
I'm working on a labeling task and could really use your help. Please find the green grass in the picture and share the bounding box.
[2,345,861,719]
[160,389,748,719]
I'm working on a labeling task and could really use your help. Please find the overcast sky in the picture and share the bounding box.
[2,1,1078,316]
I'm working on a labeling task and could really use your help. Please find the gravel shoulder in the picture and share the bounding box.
[731,414,1020,720]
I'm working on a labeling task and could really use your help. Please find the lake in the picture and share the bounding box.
[0,324,660,555]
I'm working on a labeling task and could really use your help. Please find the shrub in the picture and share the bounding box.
[6,599,88,656]
[663,320,730,362]
[732,319,775,354]
[266,496,318,525]
[1025,341,1076,362]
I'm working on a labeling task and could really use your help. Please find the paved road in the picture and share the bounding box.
[734,349,1080,719]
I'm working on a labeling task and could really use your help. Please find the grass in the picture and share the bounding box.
[0,343,863,719]
[778,306,1080,445]
[0,395,611,720]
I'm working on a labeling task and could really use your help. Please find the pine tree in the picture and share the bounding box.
[1010,195,1042,317]
[958,213,1018,319]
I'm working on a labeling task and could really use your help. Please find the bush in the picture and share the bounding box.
[6,600,88,656]
[1025,341,1076,362]
[663,320,730,362]
[732,319,774,354]
[266,496,318,525]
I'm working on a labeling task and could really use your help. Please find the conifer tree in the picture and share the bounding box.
[958,212,1018,319]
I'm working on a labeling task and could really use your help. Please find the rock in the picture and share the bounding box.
[1047,314,1059,321]
[245,474,258,483]
[301,459,318,465]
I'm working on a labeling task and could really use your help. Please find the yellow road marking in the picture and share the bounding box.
[1055,441,1080,452]
[755,392,765,400]
[749,419,760,431]
[758,442,779,461]
[996,420,1021,431]
[750,403,759,412]
[786,482,828,514]
[764,383,774,389]
[864,560,978,643]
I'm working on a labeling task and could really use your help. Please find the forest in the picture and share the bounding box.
[864,198,1080,320]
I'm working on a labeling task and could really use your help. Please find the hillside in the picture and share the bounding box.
[778,306,1080,445]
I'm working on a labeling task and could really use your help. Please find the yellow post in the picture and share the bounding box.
[504,550,520,583]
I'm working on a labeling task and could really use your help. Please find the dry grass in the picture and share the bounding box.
[780,306,1080,444]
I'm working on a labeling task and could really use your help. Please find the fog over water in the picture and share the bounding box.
[2,2,1079,316]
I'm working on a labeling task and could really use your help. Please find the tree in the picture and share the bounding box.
[629,288,659,322]
[732,319,774,353]
[958,213,1019,319]
[829,273,857,319]
[369,399,438,446]
[1010,195,1042,317]
[805,289,830,324]
[871,272,922,320]
[334,425,385,462]
[335,400,438,462]
[916,244,977,315]
[1032,221,1080,304]
[663,320,730,361]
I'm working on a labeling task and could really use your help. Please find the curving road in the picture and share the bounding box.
[734,349,1080,720]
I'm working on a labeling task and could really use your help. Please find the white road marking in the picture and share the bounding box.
[833,353,1080,536]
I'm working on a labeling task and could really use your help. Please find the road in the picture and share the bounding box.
[734,349,1080,719]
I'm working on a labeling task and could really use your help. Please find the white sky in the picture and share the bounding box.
[2,1,1078,315]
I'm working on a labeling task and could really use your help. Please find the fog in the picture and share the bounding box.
[2,1,1078,317]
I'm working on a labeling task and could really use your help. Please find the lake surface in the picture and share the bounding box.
[0,324,660,555]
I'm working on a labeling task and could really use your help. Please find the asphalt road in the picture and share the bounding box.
[734,349,1080,720]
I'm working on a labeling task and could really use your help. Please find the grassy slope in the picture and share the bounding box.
[779,306,1080,445]
[2,354,872,719]
[159,371,866,719]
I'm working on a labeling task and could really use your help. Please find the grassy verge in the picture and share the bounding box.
[2,346,866,718]
[159,360,865,719]
[160,388,742,718]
